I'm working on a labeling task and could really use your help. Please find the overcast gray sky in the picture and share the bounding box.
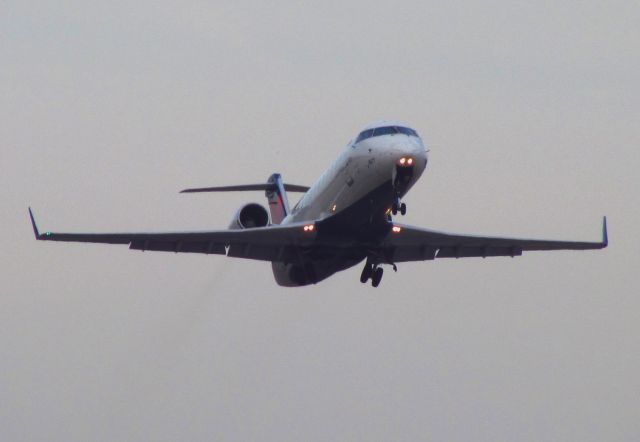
[2,1,639,440]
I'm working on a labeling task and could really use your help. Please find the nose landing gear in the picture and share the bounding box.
[392,161,413,216]
[391,198,406,216]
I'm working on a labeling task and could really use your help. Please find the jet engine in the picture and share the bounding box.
[229,203,270,229]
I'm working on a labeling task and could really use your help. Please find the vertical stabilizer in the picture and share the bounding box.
[266,173,290,224]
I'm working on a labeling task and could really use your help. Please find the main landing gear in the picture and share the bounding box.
[360,260,398,288]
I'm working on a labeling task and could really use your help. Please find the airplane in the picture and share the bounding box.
[29,121,608,287]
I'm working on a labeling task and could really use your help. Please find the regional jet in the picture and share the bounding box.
[29,121,607,287]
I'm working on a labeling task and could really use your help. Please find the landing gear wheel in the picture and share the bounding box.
[391,203,398,215]
[360,263,373,283]
[371,267,384,287]
[400,203,407,216]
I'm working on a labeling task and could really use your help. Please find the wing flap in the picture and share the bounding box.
[389,245,438,262]
[435,245,522,259]
[129,239,226,254]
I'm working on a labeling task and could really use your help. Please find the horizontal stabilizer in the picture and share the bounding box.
[180,183,309,193]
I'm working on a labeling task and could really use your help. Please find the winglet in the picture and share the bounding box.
[28,207,41,239]
[602,216,608,248]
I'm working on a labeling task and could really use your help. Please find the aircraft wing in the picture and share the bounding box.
[28,208,315,263]
[381,217,608,262]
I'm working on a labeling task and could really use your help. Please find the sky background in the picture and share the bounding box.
[2,1,639,440]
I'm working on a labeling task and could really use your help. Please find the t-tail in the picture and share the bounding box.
[180,174,309,225]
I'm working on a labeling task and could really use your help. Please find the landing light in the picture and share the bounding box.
[392,226,402,233]
[399,157,406,165]
[303,224,315,232]
[407,158,413,165]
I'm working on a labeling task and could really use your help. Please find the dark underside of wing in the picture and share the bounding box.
[35,229,317,262]
[29,209,318,263]
[30,208,607,265]
[380,218,608,262]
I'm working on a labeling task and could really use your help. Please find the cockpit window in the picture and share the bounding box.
[355,126,418,144]
[355,129,374,143]
[373,126,398,137]
[397,127,418,137]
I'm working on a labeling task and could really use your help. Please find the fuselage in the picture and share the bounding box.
[273,121,428,286]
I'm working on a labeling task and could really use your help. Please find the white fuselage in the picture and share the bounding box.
[283,126,428,224]
[272,122,428,286]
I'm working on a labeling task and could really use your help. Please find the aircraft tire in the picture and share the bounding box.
[360,264,372,283]
[371,267,383,287]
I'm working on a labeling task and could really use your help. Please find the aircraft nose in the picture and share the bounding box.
[392,142,427,167]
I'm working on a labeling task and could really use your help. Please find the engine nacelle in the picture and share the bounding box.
[229,203,270,229]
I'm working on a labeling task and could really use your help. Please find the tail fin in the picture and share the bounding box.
[265,173,290,224]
